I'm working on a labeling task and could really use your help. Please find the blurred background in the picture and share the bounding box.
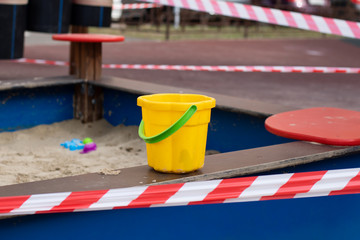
[108,0,360,41]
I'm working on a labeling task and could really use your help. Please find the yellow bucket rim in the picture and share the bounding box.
[137,93,216,111]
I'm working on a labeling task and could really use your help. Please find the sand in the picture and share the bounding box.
[0,119,147,187]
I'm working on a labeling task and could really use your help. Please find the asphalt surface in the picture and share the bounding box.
[1,32,360,111]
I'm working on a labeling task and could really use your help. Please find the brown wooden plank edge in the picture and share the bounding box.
[0,76,83,91]
[1,142,359,197]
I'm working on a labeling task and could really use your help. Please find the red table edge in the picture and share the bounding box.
[265,122,360,146]
[52,33,125,43]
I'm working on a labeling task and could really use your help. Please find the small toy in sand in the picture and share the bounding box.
[81,138,97,154]
[60,138,84,151]
[83,137,93,144]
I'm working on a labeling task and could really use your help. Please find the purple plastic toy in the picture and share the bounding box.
[80,142,97,154]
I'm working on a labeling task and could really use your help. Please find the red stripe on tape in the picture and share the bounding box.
[181,0,190,8]
[191,176,257,204]
[0,195,31,214]
[227,2,240,18]
[213,66,225,72]
[282,11,298,28]
[211,0,222,15]
[303,15,319,32]
[196,0,207,12]
[244,5,257,21]
[38,190,108,214]
[261,171,327,200]
[324,18,342,36]
[126,183,185,208]
[263,8,277,25]
[348,21,360,38]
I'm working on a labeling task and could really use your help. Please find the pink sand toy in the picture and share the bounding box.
[80,138,97,154]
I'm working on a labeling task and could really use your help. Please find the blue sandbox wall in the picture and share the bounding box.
[0,85,74,132]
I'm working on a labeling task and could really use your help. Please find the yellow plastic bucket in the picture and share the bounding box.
[137,93,216,173]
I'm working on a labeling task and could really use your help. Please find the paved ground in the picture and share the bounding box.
[1,32,360,111]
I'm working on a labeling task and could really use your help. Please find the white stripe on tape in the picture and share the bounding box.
[291,11,309,30]
[10,192,71,215]
[89,186,148,210]
[202,0,216,15]
[217,1,232,17]
[188,0,199,11]
[225,173,293,203]
[295,168,360,199]
[234,3,250,20]
[163,180,222,205]
[252,6,268,23]
[335,19,354,38]
[272,8,287,26]
[173,0,184,8]
[312,15,331,34]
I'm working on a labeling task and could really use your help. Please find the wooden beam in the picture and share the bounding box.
[74,83,103,123]
[70,25,88,76]
[69,26,104,123]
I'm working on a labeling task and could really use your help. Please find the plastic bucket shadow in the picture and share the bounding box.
[71,0,112,27]
[0,0,27,59]
[138,94,216,173]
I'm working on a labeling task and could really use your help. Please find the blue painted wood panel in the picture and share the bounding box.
[103,88,141,127]
[207,108,291,152]
[0,86,74,132]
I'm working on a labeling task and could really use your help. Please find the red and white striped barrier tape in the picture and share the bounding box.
[103,63,360,73]
[13,58,360,74]
[138,0,360,39]
[112,3,161,10]
[15,58,69,66]
[1,168,360,216]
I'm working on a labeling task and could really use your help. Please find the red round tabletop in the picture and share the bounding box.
[52,33,125,43]
[265,107,360,146]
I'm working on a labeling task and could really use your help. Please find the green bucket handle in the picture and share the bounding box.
[138,105,197,144]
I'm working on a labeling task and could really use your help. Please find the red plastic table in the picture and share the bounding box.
[265,107,360,146]
[52,33,125,80]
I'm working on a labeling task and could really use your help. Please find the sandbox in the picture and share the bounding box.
[2,76,360,240]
